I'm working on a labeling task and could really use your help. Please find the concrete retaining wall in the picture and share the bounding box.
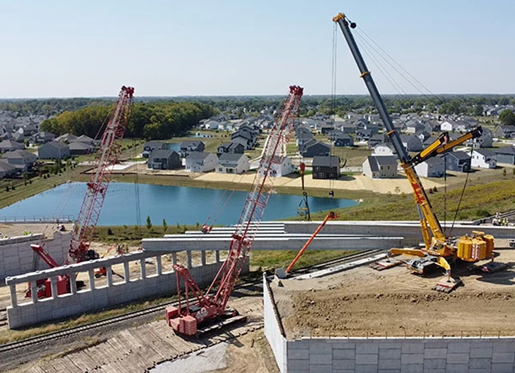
[0,231,69,281]
[263,275,515,373]
[6,249,247,329]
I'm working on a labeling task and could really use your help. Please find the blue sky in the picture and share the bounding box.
[1,0,514,98]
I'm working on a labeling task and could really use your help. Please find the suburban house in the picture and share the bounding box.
[38,141,71,160]
[217,142,245,156]
[471,149,497,169]
[259,155,293,177]
[142,141,167,158]
[368,134,386,149]
[302,141,331,157]
[495,146,515,165]
[400,134,423,152]
[0,161,17,179]
[362,155,398,179]
[373,143,395,156]
[466,127,493,149]
[74,134,96,145]
[231,130,256,150]
[179,140,205,158]
[30,131,56,145]
[414,157,445,178]
[0,139,25,153]
[0,150,37,173]
[69,141,94,155]
[334,134,354,147]
[184,152,217,172]
[355,129,373,142]
[147,150,181,170]
[55,133,78,144]
[216,153,250,174]
[312,155,340,179]
[494,125,515,139]
[441,151,472,172]
[295,131,314,152]
[440,120,458,132]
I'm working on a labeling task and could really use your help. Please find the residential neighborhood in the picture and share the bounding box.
[1,102,515,187]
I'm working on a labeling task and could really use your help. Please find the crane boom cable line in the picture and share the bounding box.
[354,32,407,97]
[354,26,443,103]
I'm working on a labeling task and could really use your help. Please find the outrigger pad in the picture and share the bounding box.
[432,277,462,293]
[480,262,508,273]
[369,258,402,271]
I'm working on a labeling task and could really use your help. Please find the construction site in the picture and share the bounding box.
[1,12,515,373]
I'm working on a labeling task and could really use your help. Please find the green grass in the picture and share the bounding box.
[250,249,355,272]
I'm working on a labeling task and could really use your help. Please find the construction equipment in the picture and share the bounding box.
[297,162,311,220]
[166,85,303,336]
[275,211,336,279]
[27,86,134,298]
[334,13,503,292]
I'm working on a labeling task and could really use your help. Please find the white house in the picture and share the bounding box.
[259,155,293,177]
[204,120,221,130]
[184,152,217,172]
[216,153,250,174]
[414,157,445,178]
[362,155,398,179]
[471,149,497,169]
[440,120,458,132]
[373,143,395,156]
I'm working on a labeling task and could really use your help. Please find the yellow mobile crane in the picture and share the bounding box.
[333,13,504,292]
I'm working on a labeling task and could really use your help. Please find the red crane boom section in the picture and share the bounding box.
[172,85,303,329]
[67,86,134,264]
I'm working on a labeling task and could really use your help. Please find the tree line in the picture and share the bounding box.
[40,101,218,140]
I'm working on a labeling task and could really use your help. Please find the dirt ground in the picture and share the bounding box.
[272,248,515,340]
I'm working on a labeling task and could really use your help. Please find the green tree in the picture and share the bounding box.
[146,215,152,230]
[499,110,515,126]
[473,104,483,117]
[162,219,168,232]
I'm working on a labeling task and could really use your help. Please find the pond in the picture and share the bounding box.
[0,182,358,226]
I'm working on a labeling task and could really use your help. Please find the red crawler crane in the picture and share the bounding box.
[166,85,304,336]
[27,86,134,298]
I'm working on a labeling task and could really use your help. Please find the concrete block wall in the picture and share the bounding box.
[0,231,70,280]
[263,276,515,373]
[6,249,246,329]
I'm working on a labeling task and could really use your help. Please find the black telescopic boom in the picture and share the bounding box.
[333,13,409,164]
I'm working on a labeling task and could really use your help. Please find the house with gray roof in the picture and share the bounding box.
[441,151,472,172]
[0,139,25,153]
[471,149,496,169]
[30,131,56,145]
[184,152,217,172]
[0,161,17,179]
[312,155,340,179]
[217,142,245,156]
[69,141,94,155]
[334,134,354,147]
[414,157,445,178]
[494,146,515,165]
[1,150,37,173]
[38,141,71,160]
[258,155,293,177]
[400,134,423,152]
[147,150,181,170]
[142,141,166,158]
[465,127,493,149]
[494,125,515,139]
[216,153,250,174]
[55,133,78,143]
[302,141,331,157]
[179,140,205,158]
[362,155,398,179]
